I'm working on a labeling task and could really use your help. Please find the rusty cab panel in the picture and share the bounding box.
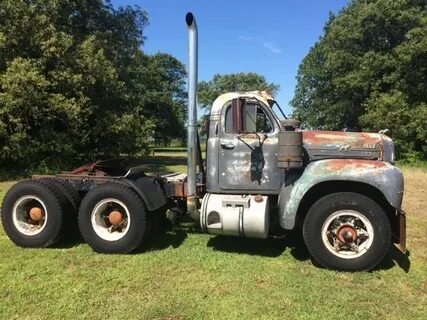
[214,97,284,194]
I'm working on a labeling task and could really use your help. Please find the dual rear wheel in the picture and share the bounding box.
[1,180,150,253]
[77,182,148,253]
[1,179,80,247]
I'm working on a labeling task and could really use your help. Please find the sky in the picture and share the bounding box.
[110,0,349,115]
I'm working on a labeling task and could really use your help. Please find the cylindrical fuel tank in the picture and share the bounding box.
[200,194,269,239]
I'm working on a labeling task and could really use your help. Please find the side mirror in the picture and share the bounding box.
[231,98,245,134]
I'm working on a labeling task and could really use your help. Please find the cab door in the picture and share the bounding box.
[218,98,282,192]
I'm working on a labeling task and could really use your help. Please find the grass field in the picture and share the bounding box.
[0,153,426,319]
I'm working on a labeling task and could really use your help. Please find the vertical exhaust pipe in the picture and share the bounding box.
[186,12,199,221]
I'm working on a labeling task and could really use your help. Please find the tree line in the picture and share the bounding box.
[0,0,186,173]
[291,0,427,159]
[0,0,425,175]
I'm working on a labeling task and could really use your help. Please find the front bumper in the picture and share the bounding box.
[394,209,406,253]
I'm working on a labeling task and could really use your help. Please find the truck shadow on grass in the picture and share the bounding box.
[141,228,188,252]
[53,223,411,272]
[205,229,411,272]
[375,246,411,273]
[206,230,310,260]
[53,223,189,253]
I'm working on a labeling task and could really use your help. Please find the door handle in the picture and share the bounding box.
[220,140,235,149]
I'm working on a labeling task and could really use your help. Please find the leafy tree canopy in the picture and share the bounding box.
[291,0,427,157]
[196,72,279,140]
[198,72,280,109]
[0,0,186,172]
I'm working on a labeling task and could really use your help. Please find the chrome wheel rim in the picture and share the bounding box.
[321,210,374,259]
[12,196,48,236]
[91,198,131,241]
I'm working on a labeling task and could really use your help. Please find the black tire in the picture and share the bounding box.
[37,178,80,234]
[303,192,391,271]
[78,182,147,253]
[1,180,64,247]
[45,178,81,212]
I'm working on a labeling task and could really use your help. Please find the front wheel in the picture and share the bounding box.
[303,192,391,271]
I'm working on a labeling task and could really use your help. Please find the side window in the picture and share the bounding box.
[224,103,273,134]
[255,107,273,133]
[225,105,233,133]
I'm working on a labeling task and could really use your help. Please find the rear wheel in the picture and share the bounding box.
[78,182,147,253]
[303,192,391,271]
[1,180,64,247]
[38,178,80,233]
[45,178,81,212]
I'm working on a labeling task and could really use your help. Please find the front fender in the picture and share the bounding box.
[279,159,404,230]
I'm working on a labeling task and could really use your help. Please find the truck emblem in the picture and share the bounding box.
[339,144,352,151]
[362,143,377,149]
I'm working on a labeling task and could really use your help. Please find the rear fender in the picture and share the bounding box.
[121,177,167,212]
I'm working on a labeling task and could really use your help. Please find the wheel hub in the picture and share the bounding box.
[12,196,48,236]
[91,198,131,242]
[108,210,123,225]
[337,225,357,243]
[321,210,374,259]
[29,207,44,222]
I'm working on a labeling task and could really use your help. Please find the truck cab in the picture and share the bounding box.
[206,92,284,193]
[199,90,406,270]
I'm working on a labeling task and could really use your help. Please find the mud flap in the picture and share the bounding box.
[394,209,406,253]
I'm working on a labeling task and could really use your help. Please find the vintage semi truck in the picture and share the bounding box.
[1,13,406,271]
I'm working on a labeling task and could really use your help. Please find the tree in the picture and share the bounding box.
[291,0,427,157]
[0,0,187,172]
[196,72,279,141]
[127,52,187,146]
[198,72,280,109]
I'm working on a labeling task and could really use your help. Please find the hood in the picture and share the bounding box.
[302,130,394,163]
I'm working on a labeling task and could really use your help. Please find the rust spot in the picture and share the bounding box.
[164,180,205,198]
[29,207,44,221]
[108,210,123,225]
[254,194,263,203]
[247,90,275,101]
[69,159,127,176]
[303,131,382,148]
[337,225,357,243]
[173,181,187,197]
[326,159,387,171]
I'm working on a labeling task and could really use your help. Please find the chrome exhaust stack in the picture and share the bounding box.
[186,12,199,221]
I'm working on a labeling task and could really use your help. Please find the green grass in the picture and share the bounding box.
[152,147,188,152]
[0,153,426,319]
[128,152,188,175]
[397,160,427,170]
